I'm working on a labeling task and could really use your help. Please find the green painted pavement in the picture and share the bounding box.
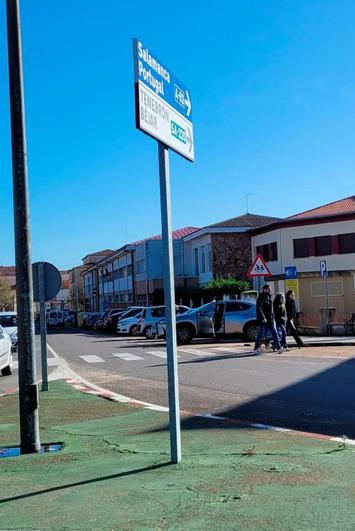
[0,381,355,530]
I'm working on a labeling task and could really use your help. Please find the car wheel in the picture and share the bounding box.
[1,349,13,376]
[244,322,259,341]
[129,325,139,336]
[177,326,193,345]
[144,326,152,339]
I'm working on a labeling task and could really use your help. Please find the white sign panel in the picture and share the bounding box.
[247,254,272,277]
[133,38,194,162]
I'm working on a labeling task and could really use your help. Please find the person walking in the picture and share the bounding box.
[254,284,284,355]
[273,292,288,350]
[285,290,304,348]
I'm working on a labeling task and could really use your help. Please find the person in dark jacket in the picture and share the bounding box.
[285,290,304,348]
[254,284,283,355]
[273,292,288,349]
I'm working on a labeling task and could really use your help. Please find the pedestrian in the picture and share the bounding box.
[212,302,224,342]
[285,290,304,348]
[273,292,288,350]
[254,284,284,355]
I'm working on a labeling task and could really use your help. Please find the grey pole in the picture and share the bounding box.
[158,142,181,464]
[6,0,40,453]
[324,276,330,335]
[38,262,48,391]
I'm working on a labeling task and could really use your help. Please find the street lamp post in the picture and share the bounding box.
[6,0,40,453]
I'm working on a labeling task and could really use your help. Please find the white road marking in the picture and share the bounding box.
[178,348,211,357]
[113,353,143,361]
[146,350,167,359]
[79,355,105,363]
[47,358,60,366]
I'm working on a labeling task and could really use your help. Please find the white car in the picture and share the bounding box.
[47,310,65,329]
[0,312,18,350]
[0,325,13,376]
[117,309,145,336]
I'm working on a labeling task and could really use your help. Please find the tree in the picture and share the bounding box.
[0,278,14,311]
[203,276,250,298]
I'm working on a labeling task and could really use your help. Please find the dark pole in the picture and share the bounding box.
[6,0,40,453]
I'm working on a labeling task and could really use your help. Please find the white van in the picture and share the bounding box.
[47,310,65,329]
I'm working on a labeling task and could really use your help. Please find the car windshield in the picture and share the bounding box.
[0,315,17,327]
[119,308,142,319]
[188,302,215,314]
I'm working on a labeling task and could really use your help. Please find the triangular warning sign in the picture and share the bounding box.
[247,254,272,277]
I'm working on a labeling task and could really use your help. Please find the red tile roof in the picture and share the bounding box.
[129,227,200,246]
[288,195,355,220]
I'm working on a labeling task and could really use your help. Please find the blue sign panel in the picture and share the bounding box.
[133,38,192,120]
[284,266,297,279]
[133,38,194,161]
[320,259,328,277]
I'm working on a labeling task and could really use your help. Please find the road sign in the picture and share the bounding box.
[247,254,272,277]
[285,266,297,280]
[32,262,61,302]
[320,259,328,278]
[133,38,194,161]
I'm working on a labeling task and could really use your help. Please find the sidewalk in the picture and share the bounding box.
[1,381,355,530]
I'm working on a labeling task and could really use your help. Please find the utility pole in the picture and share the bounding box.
[6,0,40,453]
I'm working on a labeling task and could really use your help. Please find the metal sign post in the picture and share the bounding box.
[133,38,195,463]
[158,142,181,463]
[320,260,330,334]
[6,0,40,454]
[38,263,48,391]
[32,261,62,391]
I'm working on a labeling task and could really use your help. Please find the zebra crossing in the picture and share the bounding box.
[76,346,250,365]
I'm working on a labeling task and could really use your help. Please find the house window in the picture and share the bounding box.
[127,264,132,276]
[136,260,145,274]
[294,238,309,258]
[315,236,332,256]
[194,248,199,276]
[256,242,278,262]
[339,233,355,254]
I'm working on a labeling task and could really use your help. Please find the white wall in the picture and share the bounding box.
[252,219,355,274]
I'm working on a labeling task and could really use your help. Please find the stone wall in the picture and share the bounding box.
[211,233,252,279]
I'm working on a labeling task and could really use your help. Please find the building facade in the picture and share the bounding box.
[251,196,355,330]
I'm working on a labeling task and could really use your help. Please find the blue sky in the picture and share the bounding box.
[1,1,354,269]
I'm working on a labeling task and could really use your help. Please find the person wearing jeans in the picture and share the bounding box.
[273,292,288,350]
[254,284,283,355]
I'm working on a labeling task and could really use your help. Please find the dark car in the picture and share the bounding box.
[84,312,103,329]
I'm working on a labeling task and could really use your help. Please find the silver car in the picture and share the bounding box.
[0,325,13,376]
[137,305,190,338]
[155,300,258,344]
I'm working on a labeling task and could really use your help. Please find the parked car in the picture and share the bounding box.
[47,310,65,329]
[94,309,122,331]
[103,307,144,333]
[137,305,190,338]
[154,300,258,344]
[0,325,13,376]
[117,308,145,336]
[85,312,104,329]
[0,312,18,350]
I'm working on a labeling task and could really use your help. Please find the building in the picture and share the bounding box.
[251,195,355,331]
[182,213,281,287]
[82,228,199,311]
[69,250,114,311]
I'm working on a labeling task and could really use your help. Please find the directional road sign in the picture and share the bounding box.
[133,38,194,161]
[247,254,272,277]
[320,259,328,278]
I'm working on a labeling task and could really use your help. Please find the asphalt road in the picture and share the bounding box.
[2,328,355,438]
